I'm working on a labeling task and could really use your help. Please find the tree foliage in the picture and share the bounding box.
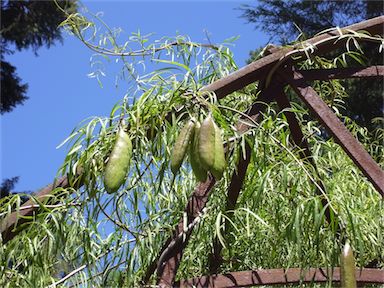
[0,177,19,199]
[0,0,77,114]
[0,6,383,288]
[239,0,383,43]
[240,0,383,130]
[0,61,28,114]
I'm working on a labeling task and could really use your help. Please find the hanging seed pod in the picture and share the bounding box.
[170,119,195,174]
[211,123,226,180]
[198,115,215,170]
[104,129,132,194]
[341,242,357,288]
[189,122,207,182]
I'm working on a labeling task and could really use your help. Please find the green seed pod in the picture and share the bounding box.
[104,129,132,194]
[341,242,357,288]
[170,119,195,174]
[198,115,215,170]
[211,123,226,180]
[189,122,207,182]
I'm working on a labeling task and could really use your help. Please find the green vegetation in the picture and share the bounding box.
[240,0,383,131]
[0,4,383,287]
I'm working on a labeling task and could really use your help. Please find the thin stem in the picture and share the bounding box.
[48,264,86,287]
[48,238,136,287]
[265,32,383,87]
[96,197,144,238]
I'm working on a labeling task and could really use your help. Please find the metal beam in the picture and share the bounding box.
[296,66,384,81]
[202,16,384,98]
[157,91,274,285]
[285,70,384,196]
[176,268,384,287]
[208,84,277,273]
[154,178,216,287]
[1,175,79,243]
[274,89,340,229]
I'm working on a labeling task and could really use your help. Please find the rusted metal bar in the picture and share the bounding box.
[155,178,216,287]
[176,268,384,287]
[208,84,276,273]
[0,175,79,243]
[284,70,384,196]
[275,91,312,160]
[157,89,275,286]
[202,16,384,98]
[274,88,340,229]
[208,135,252,274]
[142,178,215,283]
[296,66,384,81]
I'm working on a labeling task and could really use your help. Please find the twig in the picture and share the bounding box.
[114,158,154,225]
[96,196,145,238]
[48,237,136,287]
[48,264,87,287]
[265,32,383,87]
[67,259,128,288]
[76,27,219,57]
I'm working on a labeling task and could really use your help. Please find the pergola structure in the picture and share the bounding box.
[1,16,384,287]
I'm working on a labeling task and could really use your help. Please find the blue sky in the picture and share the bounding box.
[1,1,269,193]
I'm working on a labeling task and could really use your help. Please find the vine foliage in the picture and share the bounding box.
[0,6,383,288]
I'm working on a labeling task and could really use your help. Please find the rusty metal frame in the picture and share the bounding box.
[155,178,216,286]
[207,82,277,273]
[176,268,384,287]
[283,69,384,196]
[1,16,383,287]
[2,16,382,244]
[296,66,384,81]
[0,175,80,243]
[155,17,384,286]
[273,87,340,227]
[201,16,384,98]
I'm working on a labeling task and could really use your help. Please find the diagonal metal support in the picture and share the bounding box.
[140,178,215,286]
[155,87,275,286]
[274,88,340,228]
[283,70,384,196]
[208,142,252,274]
[202,16,383,98]
[156,178,216,287]
[208,84,276,274]
[274,87,314,161]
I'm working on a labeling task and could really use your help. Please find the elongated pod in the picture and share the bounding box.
[189,122,208,182]
[341,242,357,288]
[211,123,226,180]
[170,119,195,174]
[198,115,215,170]
[104,129,132,194]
